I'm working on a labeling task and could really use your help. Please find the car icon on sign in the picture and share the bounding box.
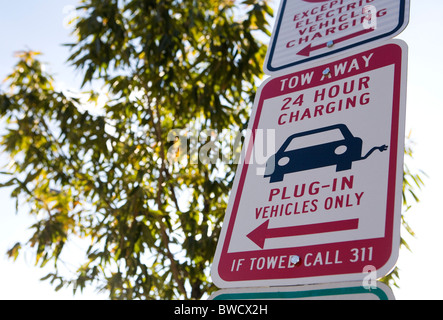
[264,124,388,183]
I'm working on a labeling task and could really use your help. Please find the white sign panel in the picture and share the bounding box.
[212,40,407,288]
[264,0,410,74]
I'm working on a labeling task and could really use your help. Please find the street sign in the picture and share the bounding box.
[264,0,410,74]
[209,282,395,300]
[211,40,407,288]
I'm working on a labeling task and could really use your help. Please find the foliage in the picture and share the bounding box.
[380,132,426,288]
[0,0,424,299]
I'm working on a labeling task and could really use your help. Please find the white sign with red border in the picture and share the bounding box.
[211,40,407,288]
[264,0,410,74]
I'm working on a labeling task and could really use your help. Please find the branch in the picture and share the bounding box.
[133,72,188,298]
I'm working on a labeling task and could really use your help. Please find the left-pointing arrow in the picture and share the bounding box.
[247,219,359,249]
[296,28,375,57]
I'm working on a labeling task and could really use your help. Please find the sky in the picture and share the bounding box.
[0,0,442,300]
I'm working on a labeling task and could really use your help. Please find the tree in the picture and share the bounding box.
[0,0,273,300]
[380,132,426,288]
[0,0,423,299]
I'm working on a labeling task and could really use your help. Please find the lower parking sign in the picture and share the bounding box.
[211,40,408,288]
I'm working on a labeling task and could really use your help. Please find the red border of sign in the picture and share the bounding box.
[213,42,406,285]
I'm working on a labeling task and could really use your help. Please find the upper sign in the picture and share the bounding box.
[211,40,407,288]
[264,0,410,74]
